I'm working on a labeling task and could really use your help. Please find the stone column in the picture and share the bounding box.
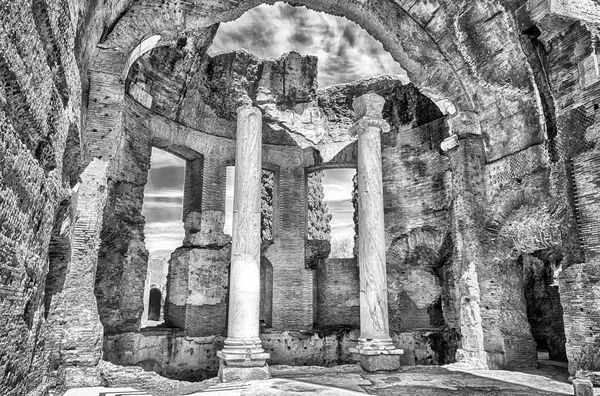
[349,93,403,371]
[444,112,488,370]
[217,106,270,382]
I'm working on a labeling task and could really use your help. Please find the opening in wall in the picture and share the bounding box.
[141,148,185,327]
[521,252,568,364]
[316,169,356,258]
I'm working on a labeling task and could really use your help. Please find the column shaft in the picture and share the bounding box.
[349,93,402,371]
[357,125,391,341]
[220,106,267,357]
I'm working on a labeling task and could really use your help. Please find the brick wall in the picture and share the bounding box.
[316,259,360,327]
[95,102,152,335]
[0,0,83,393]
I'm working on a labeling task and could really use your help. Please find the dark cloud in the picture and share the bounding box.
[209,3,406,87]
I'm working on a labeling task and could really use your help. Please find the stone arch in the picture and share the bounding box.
[97,0,473,110]
[85,0,513,165]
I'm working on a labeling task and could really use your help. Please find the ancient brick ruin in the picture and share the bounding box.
[3,0,600,395]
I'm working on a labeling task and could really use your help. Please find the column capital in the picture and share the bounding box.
[350,92,390,137]
[350,117,391,137]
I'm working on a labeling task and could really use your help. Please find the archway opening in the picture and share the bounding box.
[148,287,163,322]
[521,251,568,365]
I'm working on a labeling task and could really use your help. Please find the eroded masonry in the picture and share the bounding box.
[2,0,600,395]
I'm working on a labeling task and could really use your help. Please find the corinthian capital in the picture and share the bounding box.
[350,117,391,137]
[350,92,390,137]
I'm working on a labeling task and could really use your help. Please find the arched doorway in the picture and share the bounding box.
[148,287,162,321]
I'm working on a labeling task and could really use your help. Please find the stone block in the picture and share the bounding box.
[218,359,271,383]
[62,366,104,388]
[183,211,231,247]
[351,353,402,372]
[576,370,600,386]
[573,379,594,396]
[165,246,230,335]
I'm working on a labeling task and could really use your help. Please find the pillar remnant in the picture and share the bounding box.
[348,93,403,371]
[573,379,594,396]
[217,106,270,382]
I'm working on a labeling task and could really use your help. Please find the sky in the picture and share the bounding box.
[208,3,405,86]
[142,3,403,253]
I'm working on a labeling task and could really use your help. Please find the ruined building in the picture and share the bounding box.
[2,1,600,395]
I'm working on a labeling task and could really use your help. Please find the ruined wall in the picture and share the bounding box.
[95,102,152,335]
[104,328,359,379]
[164,211,231,336]
[316,258,360,328]
[4,0,600,392]
[0,0,85,394]
[525,20,600,380]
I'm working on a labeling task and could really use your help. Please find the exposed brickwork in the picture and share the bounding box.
[316,259,360,328]
[95,102,152,335]
[573,151,600,260]
[164,246,230,337]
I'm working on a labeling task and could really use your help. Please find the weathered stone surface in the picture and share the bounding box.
[164,246,230,336]
[573,378,595,396]
[352,353,401,372]
[219,360,271,383]
[305,240,331,270]
[316,258,360,327]
[183,211,231,247]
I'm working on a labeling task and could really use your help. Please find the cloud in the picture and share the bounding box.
[209,3,406,87]
[149,148,186,169]
[144,221,185,253]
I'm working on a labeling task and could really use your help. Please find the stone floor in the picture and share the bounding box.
[64,362,600,396]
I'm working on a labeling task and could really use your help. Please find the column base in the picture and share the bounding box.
[217,337,271,383]
[217,353,271,383]
[350,338,403,372]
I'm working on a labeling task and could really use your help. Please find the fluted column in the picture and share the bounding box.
[349,93,403,371]
[217,105,270,382]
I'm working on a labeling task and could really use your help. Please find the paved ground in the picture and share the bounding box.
[64,362,599,396]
